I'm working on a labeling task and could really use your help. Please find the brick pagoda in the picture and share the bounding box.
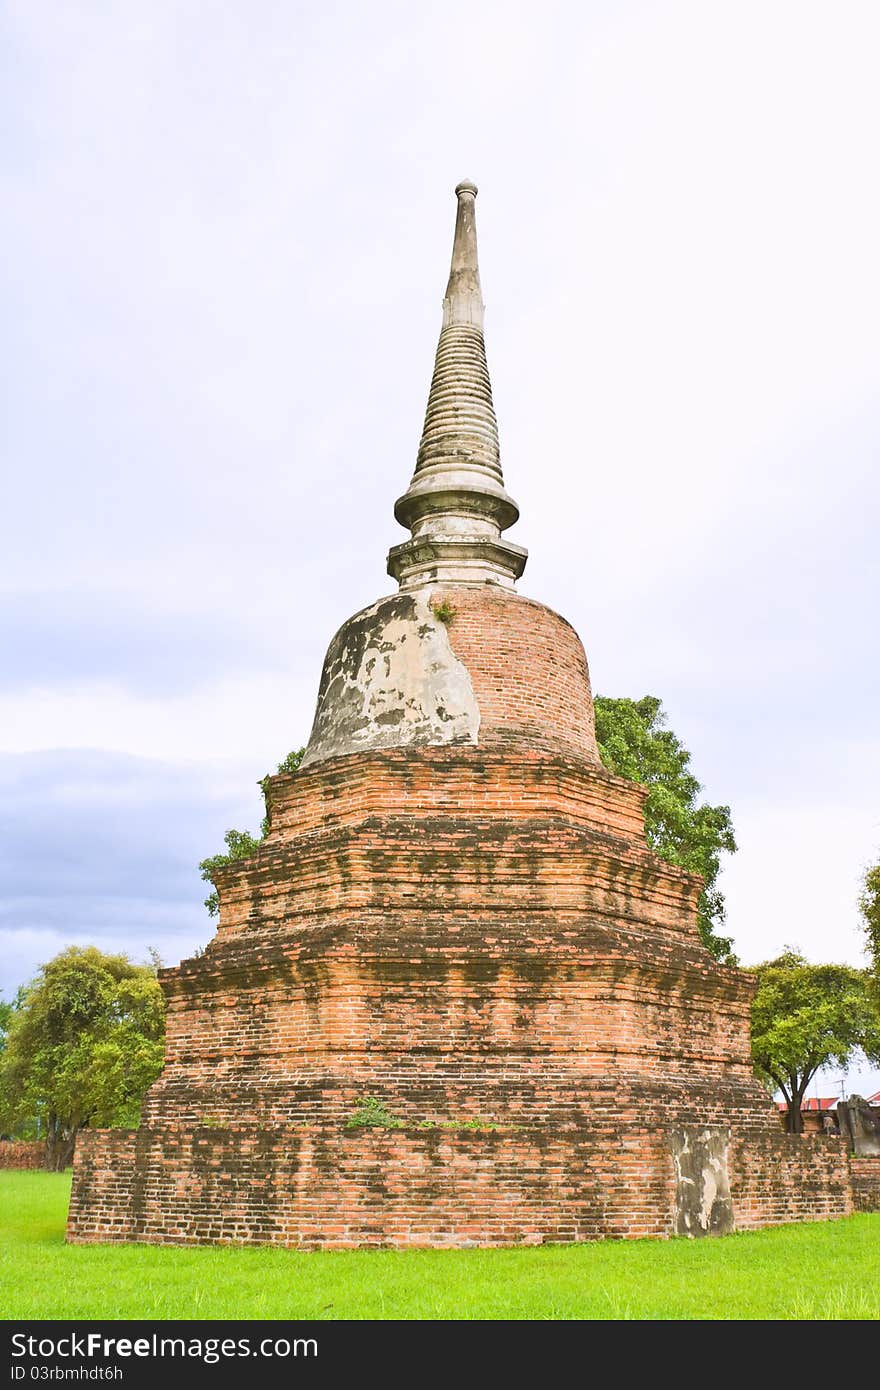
[68,183,862,1246]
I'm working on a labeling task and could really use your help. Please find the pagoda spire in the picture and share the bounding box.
[387,181,528,589]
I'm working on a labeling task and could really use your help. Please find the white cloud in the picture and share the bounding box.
[0,675,316,765]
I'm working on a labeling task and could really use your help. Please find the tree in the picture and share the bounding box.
[859,854,880,988]
[0,992,21,1057]
[0,947,165,1169]
[594,695,737,962]
[199,749,304,916]
[750,949,880,1133]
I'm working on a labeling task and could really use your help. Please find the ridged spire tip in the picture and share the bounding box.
[443,179,483,329]
[387,179,528,591]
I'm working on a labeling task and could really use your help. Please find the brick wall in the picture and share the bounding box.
[850,1157,880,1212]
[0,1141,44,1170]
[66,1132,136,1240]
[146,930,757,1132]
[729,1132,853,1227]
[67,1123,676,1247]
[69,1120,855,1248]
[268,749,648,843]
[219,750,699,947]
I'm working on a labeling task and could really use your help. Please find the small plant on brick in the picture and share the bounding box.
[415,1117,508,1132]
[445,1118,501,1131]
[199,748,305,915]
[344,1096,404,1130]
[430,599,456,626]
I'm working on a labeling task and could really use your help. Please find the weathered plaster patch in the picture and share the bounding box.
[301,591,480,768]
[670,1126,734,1237]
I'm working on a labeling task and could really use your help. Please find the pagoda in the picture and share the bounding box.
[68,183,858,1246]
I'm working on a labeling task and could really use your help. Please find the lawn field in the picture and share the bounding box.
[1,1172,878,1320]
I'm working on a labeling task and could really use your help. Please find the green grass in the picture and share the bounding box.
[1,1172,878,1320]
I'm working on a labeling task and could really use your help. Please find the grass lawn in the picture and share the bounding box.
[1,1171,878,1320]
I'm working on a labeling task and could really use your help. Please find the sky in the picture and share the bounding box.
[2,2,879,1092]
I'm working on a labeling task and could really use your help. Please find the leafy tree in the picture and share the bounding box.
[0,991,23,1057]
[199,749,305,917]
[594,695,737,962]
[258,748,305,834]
[859,855,880,988]
[0,947,165,1169]
[750,949,880,1133]
[199,828,263,917]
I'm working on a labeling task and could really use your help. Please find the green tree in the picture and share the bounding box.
[0,947,165,1169]
[0,992,22,1057]
[594,695,737,962]
[750,949,880,1133]
[859,855,880,988]
[199,749,305,917]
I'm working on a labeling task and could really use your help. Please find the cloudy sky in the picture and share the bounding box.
[3,3,878,1088]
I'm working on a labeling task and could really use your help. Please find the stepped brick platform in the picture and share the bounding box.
[67,732,855,1246]
[67,180,870,1247]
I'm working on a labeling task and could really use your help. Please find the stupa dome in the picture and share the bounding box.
[302,583,599,769]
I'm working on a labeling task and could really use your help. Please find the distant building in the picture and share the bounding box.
[776,1097,840,1135]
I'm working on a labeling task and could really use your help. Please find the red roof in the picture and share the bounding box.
[776,1093,880,1110]
[776,1097,838,1112]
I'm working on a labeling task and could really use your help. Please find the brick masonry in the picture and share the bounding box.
[68,1119,855,1248]
[850,1157,880,1212]
[0,1141,44,1170]
[435,586,600,762]
[67,586,866,1245]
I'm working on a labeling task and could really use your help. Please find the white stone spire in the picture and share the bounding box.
[387,181,527,589]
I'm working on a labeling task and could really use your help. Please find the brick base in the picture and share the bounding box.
[67,1121,852,1248]
[66,745,860,1247]
[850,1157,880,1212]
